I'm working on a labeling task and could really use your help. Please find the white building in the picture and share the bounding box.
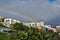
[23,22,31,27]
[42,25,57,32]
[23,22,37,27]
[23,21,44,27]
[37,22,44,26]
[56,25,60,28]
[4,18,21,27]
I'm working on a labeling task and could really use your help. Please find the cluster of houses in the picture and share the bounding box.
[0,16,44,28]
[0,16,60,33]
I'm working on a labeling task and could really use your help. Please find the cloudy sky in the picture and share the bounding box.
[0,0,60,25]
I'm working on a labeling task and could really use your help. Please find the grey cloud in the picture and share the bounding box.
[0,0,60,22]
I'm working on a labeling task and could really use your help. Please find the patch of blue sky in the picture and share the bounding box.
[49,0,56,4]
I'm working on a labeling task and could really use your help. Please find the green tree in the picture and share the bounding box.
[13,22,29,31]
[0,22,59,40]
[0,32,9,40]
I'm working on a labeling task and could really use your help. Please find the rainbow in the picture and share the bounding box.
[0,8,34,21]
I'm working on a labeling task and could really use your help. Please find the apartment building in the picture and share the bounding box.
[4,18,21,27]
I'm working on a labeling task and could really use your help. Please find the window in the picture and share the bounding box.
[6,20,10,22]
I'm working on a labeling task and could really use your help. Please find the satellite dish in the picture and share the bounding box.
[49,0,56,4]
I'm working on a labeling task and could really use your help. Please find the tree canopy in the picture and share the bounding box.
[0,22,60,40]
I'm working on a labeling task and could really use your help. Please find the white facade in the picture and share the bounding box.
[30,22,37,27]
[23,22,36,27]
[23,22,31,27]
[42,25,57,32]
[37,22,44,26]
[56,25,60,28]
[23,21,44,27]
[4,18,21,27]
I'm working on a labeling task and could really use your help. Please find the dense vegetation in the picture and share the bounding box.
[0,23,60,40]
